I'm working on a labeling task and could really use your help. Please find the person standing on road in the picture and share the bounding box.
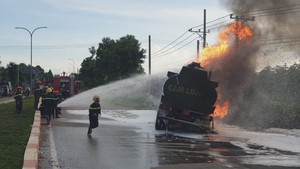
[87,95,101,135]
[42,88,54,125]
[53,90,62,118]
[14,86,23,114]
[33,81,42,110]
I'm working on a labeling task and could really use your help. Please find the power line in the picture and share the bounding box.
[254,9,300,17]
[205,8,300,32]
[204,4,300,32]
[231,4,300,18]
[190,14,231,29]
[234,4,300,15]
[206,14,231,25]
[256,22,300,29]
[258,39,300,46]
[250,6,300,15]
[152,33,197,57]
[153,35,199,58]
[152,14,236,58]
[207,23,233,32]
[152,31,189,55]
[261,35,300,42]
[6,5,297,57]
[190,4,300,49]
[206,19,232,29]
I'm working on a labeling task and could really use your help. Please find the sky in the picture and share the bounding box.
[0,0,229,75]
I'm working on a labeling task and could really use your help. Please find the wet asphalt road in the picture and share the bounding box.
[38,109,300,169]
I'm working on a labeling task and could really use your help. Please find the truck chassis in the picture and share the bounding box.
[155,104,215,133]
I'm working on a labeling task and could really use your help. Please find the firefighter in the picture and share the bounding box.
[42,86,48,95]
[87,95,101,135]
[42,88,55,125]
[33,80,42,110]
[39,86,48,117]
[14,86,23,114]
[53,90,62,118]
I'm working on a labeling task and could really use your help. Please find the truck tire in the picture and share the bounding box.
[155,118,165,130]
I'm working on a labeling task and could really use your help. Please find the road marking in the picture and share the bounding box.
[49,125,60,169]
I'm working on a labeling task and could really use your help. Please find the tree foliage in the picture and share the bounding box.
[79,35,146,88]
[228,62,300,129]
[0,61,53,88]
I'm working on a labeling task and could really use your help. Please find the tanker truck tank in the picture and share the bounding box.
[155,62,218,132]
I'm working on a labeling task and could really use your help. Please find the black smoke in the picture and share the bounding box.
[204,35,259,122]
[223,0,300,44]
[205,0,300,128]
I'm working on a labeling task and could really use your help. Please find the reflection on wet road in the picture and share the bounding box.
[38,109,300,169]
[155,134,216,165]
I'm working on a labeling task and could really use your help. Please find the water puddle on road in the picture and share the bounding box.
[154,133,215,165]
[54,109,300,168]
[153,132,251,166]
[55,109,246,165]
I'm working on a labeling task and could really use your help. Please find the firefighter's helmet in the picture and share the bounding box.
[46,88,52,93]
[93,95,100,101]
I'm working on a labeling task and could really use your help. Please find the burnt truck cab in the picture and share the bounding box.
[155,62,218,132]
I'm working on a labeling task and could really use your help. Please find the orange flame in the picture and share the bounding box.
[214,101,229,119]
[228,21,253,40]
[196,21,253,119]
[197,21,253,67]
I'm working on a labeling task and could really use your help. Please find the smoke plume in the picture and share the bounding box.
[209,0,300,126]
[204,37,259,120]
[223,0,300,47]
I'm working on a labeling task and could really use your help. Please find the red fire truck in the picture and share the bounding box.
[43,73,81,98]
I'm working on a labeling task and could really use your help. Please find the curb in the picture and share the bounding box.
[0,98,14,105]
[22,110,41,169]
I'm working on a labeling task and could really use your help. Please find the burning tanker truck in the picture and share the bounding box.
[155,62,218,132]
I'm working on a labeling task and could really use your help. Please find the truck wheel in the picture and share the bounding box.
[155,118,163,130]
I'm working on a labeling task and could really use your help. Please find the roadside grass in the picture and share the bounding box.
[0,97,35,169]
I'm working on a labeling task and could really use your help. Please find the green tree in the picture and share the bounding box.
[43,69,54,80]
[80,35,146,88]
[0,60,56,89]
[33,65,45,81]
[4,62,31,87]
[231,62,300,129]
[79,54,97,88]
[18,63,29,86]
[6,62,18,86]
[0,60,4,82]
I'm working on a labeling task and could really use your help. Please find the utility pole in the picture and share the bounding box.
[148,35,151,75]
[189,9,208,57]
[188,28,203,57]
[197,40,200,58]
[17,65,19,86]
[203,9,206,49]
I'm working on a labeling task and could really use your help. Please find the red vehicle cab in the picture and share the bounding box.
[43,73,81,98]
